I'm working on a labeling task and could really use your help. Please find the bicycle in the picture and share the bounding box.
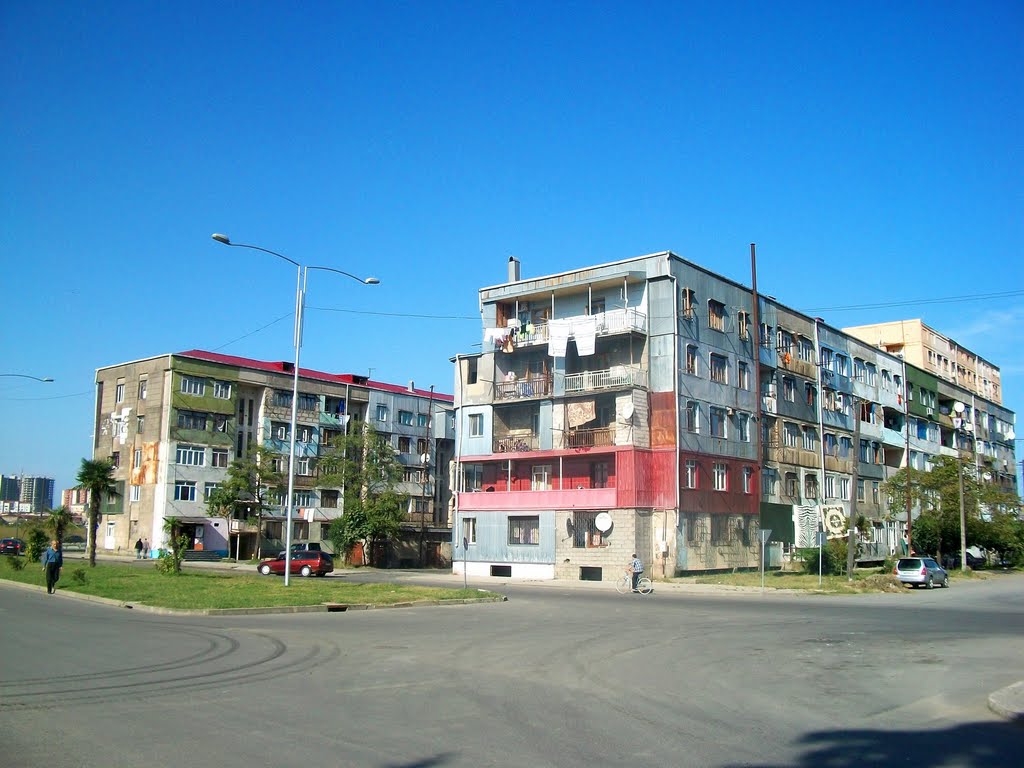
[615,570,653,595]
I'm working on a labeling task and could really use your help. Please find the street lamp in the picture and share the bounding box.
[953,401,969,572]
[0,374,54,382]
[212,233,379,585]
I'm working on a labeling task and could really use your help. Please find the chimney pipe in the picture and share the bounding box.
[508,256,521,282]
[408,380,415,392]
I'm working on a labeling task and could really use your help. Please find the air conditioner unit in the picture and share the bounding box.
[926,408,934,417]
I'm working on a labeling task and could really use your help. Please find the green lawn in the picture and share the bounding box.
[673,566,990,593]
[0,557,500,610]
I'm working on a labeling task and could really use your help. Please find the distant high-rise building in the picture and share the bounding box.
[19,476,55,513]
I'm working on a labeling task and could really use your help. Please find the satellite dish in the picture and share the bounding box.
[953,402,965,414]
[595,512,612,532]
[622,402,635,420]
[1007,429,1016,441]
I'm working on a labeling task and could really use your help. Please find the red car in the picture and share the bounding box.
[257,550,334,577]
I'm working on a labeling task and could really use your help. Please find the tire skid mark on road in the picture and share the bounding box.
[0,628,340,711]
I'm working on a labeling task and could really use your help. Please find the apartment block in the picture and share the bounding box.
[93,350,453,563]
[452,253,1017,581]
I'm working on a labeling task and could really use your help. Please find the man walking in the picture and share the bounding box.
[41,539,63,594]
[628,553,644,592]
[134,538,144,559]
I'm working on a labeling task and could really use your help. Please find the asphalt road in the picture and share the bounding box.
[2,573,1022,767]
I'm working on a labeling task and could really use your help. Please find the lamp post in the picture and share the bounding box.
[212,234,379,585]
[953,401,969,572]
[0,374,54,382]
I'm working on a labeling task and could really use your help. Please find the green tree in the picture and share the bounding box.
[320,422,407,566]
[205,446,285,560]
[46,505,74,544]
[76,458,117,567]
[158,516,189,574]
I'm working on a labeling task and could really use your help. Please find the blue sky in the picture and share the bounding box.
[2,1,1022,497]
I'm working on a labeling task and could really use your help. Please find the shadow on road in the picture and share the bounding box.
[724,720,1023,768]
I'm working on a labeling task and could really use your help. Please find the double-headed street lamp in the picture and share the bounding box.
[212,234,379,585]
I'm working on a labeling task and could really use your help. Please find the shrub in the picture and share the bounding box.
[5,554,26,571]
[798,539,849,576]
[70,567,87,585]
[26,527,49,562]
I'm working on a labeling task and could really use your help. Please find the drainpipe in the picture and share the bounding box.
[749,245,764,554]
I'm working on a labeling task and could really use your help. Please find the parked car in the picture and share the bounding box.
[277,541,322,558]
[894,557,949,588]
[0,537,25,555]
[258,550,334,577]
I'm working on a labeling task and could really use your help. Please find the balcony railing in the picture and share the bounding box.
[486,308,648,349]
[494,433,539,453]
[495,375,553,401]
[563,426,614,449]
[564,366,646,394]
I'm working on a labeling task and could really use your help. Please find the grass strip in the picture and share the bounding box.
[0,557,498,609]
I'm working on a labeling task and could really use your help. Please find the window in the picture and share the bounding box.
[798,337,814,362]
[211,448,228,468]
[137,415,145,434]
[467,358,479,385]
[417,413,429,428]
[708,299,725,331]
[711,515,729,543]
[293,490,313,507]
[296,457,314,476]
[176,444,205,466]
[531,465,552,491]
[804,474,819,499]
[464,463,483,491]
[854,358,866,382]
[130,485,141,502]
[684,460,698,489]
[836,355,849,377]
[133,448,142,469]
[685,401,700,433]
[681,287,696,318]
[591,461,609,488]
[762,468,777,496]
[713,462,728,491]
[110,451,120,468]
[865,363,878,386]
[685,513,699,543]
[839,436,852,458]
[417,438,428,456]
[824,474,837,499]
[802,426,817,452]
[508,516,539,545]
[856,479,865,503]
[710,354,728,384]
[463,517,478,545]
[839,477,850,500]
[820,348,833,370]
[273,390,292,407]
[685,345,698,376]
[398,436,412,453]
[214,414,228,433]
[737,361,749,390]
[872,481,880,505]
[572,510,606,548]
[736,413,750,442]
[321,490,339,509]
[785,472,799,497]
[177,410,207,430]
[782,377,796,402]
[742,467,753,494]
[180,376,205,396]
[138,379,147,400]
[115,382,125,403]
[213,381,231,399]
[709,407,728,438]
[399,410,414,426]
[469,414,483,437]
[737,311,750,340]
[204,482,220,500]
[777,329,794,355]
[297,425,314,442]
[272,422,290,441]
[376,405,388,422]
[297,394,318,411]
[174,481,197,502]
[783,422,800,448]
[760,323,773,348]
[403,468,418,482]
[805,382,816,408]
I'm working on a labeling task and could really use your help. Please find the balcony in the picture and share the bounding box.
[486,308,648,349]
[494,433,539,453]
[495,375,553,401]
[562,426,615,449]
[565,366,647,394]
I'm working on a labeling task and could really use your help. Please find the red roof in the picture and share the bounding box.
[176,349,453,402]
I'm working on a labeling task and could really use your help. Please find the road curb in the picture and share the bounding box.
[988,681,1024,725]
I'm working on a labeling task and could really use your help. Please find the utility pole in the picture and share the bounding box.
[847,397,861,580]
[418,385,435,568]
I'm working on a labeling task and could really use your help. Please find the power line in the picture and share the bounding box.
[803,289,1024,313]
[212,313,292,352]
[308,305,477,320]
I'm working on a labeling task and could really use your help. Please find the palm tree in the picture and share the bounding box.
[47,505,74,545]
[76,458,117,567]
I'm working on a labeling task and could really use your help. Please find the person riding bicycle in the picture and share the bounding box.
[628,554,644,592]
